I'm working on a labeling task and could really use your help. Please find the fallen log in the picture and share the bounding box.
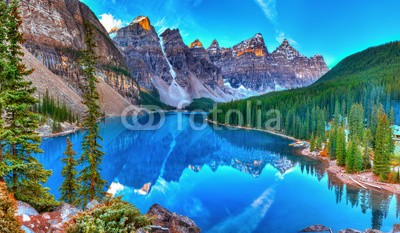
[358,180,383,190]
[349,177,367,189]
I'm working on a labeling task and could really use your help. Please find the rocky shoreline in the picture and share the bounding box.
[301,224,400,233]
[300,148,400,195]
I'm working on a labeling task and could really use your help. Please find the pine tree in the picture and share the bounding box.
[347,137,364,173]
[78,22,106,207]
[389,107,395,153]
[0,0,57,212]
[310,132,316,152]
[0,182,23,233]
[0,0,10,179]
[362,129,372,170]
[336,127,347,166]
[60,138,79,205]
[373,112,391,180]
[346,138,356,173]
[328,125,338,159]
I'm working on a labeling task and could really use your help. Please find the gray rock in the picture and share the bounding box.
[301,224,331,232]
[54,203,79,220]
[364,229,382,233]
[393,224,400,233]
[339,229,362,233]
[85,199,100,210]
[147,204,200,233]
[17,201,39,216]
[21,225,35,233]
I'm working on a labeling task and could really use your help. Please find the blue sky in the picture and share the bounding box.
[82,0,400,68]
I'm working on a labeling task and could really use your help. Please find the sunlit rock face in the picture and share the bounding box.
[19,0,139,105]
[113,17,234,108]
[131,16,152,31]
[233,33,268,57]
[207,35,329,93]
[189,39,203,48]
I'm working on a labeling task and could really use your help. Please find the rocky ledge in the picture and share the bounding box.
[17,201,200,233]
[301,224,400,233]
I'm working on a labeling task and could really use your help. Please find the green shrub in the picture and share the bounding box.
[66,196,151,233]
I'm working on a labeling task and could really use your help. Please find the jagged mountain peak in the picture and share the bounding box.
[232,33,267,57]
[130,16,151,30]
[208,39,220,49]
[272,39,301,59]
[190,39,203,48]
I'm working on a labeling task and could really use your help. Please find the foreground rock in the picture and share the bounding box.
[18,203,78,233]
[302,225,387,233]
[17,201,199,233]
[301,224,331,232]
[144,204,200,233]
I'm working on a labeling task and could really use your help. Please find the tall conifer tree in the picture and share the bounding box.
[336,127,347,166]
[60,138,79,205]
[0,0,56,212]
[78,22,106,206]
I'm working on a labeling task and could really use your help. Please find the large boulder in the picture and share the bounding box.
[146,204,200,233]
[364,229,382,233]
[17,201,39,216]
[339,229,362,233]
[301,224,331,232]
[54,203,79,222]
[393,224,400,233]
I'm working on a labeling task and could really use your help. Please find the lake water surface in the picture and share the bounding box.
[36,113,400,233]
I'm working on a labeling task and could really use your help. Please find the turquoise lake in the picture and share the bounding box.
[36,113,400,233]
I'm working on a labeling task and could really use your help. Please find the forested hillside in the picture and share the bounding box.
[210,41,400,180]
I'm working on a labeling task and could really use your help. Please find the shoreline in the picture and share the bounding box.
[206,119,300,142]
[207,119,400,195]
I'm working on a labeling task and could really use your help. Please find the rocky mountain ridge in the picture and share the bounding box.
[19,0,139,115]
[113,16,233,108]
[112,16,328,107]
[206,35,329,93]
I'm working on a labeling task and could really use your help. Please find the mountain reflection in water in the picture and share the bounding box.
[36,113,400,233]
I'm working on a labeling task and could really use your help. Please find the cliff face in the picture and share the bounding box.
[208,35,329,92]
[20,0,139,106]
[113,17,233,108]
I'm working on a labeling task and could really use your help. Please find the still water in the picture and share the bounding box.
[36,113,400,233]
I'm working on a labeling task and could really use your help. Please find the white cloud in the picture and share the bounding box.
[275,31,297,46]
[254,0,278,25]
[99,13,123,32]
[254,0,299,47]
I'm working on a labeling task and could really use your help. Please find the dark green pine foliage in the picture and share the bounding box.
[349,104,365,140]
[362,129,372,170]
[33,89,77,124]
[310,133,316,152]
[373,112,392,180]
[336,127,347,166]
[328,125,338,159]
[78,22,106,207]
[389,107,395,153]
[0,0,8,177]
[60,138,79,205]
[0,0,57,212]
[346,137,363,173]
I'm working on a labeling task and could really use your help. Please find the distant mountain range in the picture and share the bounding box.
[112,16,329,107]
[19,0,329,111]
